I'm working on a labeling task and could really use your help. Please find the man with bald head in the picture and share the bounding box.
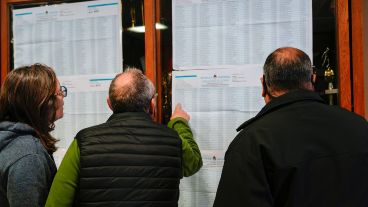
[46,68,202,207]
[214,47,368,207]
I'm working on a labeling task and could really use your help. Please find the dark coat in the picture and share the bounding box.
[214,90,368,207]
[75,112,182,207]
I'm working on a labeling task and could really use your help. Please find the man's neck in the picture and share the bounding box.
[265,82,315,104]
[265,90,286,104]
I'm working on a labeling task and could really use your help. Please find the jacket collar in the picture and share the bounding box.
[236,90,325,131]
[107,112,152,123]
[0,121,35,133]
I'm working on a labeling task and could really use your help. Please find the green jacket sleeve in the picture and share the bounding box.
[45,139,80,207]
[168,117,203,177]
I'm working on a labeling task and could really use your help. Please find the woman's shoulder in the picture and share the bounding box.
[11,134,42,152]
[0,134,48,168]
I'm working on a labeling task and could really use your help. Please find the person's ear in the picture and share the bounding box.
[149,98,156,119]
[309,73,317,91]
[261,76,266,98]
[107,97,113,111]
[312,73,317,83]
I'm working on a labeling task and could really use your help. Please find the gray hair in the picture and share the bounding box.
[109,67,155,113]
[263,47,313,93]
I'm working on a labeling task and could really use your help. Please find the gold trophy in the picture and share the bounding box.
[321,47,338,105]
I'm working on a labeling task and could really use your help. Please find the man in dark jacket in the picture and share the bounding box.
[46,68,202,207]
[214,47,368,207]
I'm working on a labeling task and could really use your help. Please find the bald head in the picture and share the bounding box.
[109,68,155,113]
[263,47,313,94]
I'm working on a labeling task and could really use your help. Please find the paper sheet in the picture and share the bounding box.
[173,0,313,70]
[12,0,122,165]
[173,67,264,206]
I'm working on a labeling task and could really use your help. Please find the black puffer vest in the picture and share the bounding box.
[74,112,182,207]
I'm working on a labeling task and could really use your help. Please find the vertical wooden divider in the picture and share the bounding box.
[336,0,352,110]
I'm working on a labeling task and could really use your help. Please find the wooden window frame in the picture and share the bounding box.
[1,0,365,120]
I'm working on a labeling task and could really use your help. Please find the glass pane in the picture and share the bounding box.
[158,0,173,124]
[158,1,338,206]
[312,0,337,104]
[122,0,145,72]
